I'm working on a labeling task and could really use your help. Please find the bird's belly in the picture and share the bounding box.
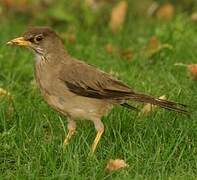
[44,93,113,120]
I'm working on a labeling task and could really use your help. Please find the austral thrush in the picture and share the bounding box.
[7,27,188,153]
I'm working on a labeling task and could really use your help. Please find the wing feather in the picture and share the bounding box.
[58,58,188,114]
[59,60,133,99]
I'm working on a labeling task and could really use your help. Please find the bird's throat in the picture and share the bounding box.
[35,53,43,64]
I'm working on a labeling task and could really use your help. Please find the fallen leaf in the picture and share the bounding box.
[0,87,11,97]
[140,95,166,115]
[174,63,197,80]
[188,64,197,79]
[1,0,13,7]
[149,36,159,49]
[191,12,197,22]
[1,0,28,12]
[105,43,117,54]
[109,0,128,33]
[105,159,128,172]
[145,36,173,58]
[120,48,133,60]
[156,3,174,20]
[66,33,76,44]
[105,43,133,60]
[146,44,173,58]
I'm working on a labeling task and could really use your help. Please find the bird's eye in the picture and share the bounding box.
[34,35,43,43]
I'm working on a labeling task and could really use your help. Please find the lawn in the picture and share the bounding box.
[0,9,197,179]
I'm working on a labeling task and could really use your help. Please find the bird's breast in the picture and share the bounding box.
[34,56,56,95]
[33,56,113,119]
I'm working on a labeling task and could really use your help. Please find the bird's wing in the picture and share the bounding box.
[59,60,134,100]
[59,59,188,114]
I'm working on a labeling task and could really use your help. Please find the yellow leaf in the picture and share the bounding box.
[109,0,128,33]
[149,36,159,49]
[0,87,11,97]
[156,3,174,20]
[105,43,117,54]
[105,159,128,172]
[191,12,197,22]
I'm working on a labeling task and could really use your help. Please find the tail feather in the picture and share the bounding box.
[129,92,188,114]
[121,103,139,111]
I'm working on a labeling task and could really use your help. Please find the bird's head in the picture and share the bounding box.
[7,26,64,56]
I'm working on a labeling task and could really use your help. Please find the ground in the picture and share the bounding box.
[0,14,197,179]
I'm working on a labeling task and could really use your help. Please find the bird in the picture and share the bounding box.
[7,26,188,154]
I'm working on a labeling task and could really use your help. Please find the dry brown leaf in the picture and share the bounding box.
[149,36,159,49]
[145,36,159,57]
[120,48,133,60]
[109,0,128,33]
[188,64,197,80]
[140,95,166,115]
[66,33,76,44]
[105,43,117,54]
[2,0,28,12]
[191,12,197,22]
[156,3,174,20]
[105,159,128,172]
[105,43,133,60]
[105,43,133,61]
[145,36,173,58]
[1,0,13,7]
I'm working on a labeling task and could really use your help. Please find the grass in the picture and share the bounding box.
[0,14,197,179]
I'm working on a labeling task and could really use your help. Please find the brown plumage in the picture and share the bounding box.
[59,59,187,114]
[7,26,188,154]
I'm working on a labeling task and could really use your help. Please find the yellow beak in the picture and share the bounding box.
[7,37,31,46]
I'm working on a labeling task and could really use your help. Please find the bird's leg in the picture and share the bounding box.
[91,118,104,154]
[64,118,76,145]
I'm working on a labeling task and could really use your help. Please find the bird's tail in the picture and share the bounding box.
[128,92,188,114]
